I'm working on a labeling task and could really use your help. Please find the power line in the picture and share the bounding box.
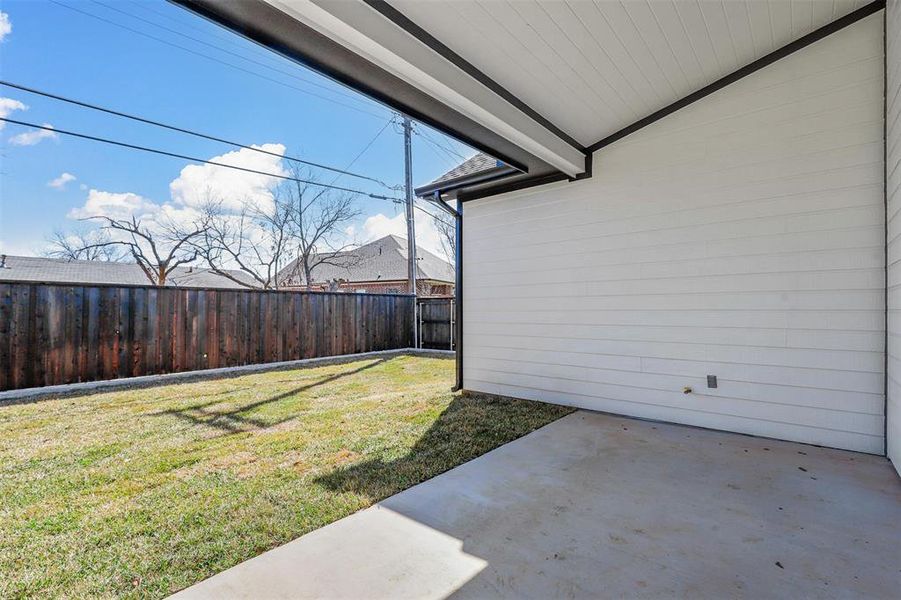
[0,79,394,187]
[383,197,442,220]
[0,117,438,225]
[416,128,471,174]
[302,114,437,221]
[134,1,259,49]
[405,199,444,221]
[417,128,468,161]
[89,0,379,113]
[3,116,435,219]
[309,115,398,204]
[134,0,298,58]
[3,115,438,228]
[42,2,460,223]
[418,133,460,169]
[47,0,389,120]
[344,117,397,175]
[0,117,402,201]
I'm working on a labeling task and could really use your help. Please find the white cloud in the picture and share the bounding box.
[169,143,286,213]
[357,212,405,241]
[0,97,26,130]
[0,12,11,43]
[47,172,76,190]
[68,189,160,220]
[9,123,58,146]
[63,144,453,267]
[356,209,445,257]
[67,144,286,228]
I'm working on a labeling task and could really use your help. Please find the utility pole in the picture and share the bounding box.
[403,116,417,295]
[403,115,419,346]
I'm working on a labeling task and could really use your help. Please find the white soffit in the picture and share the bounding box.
[263,0,588,177]
[388,0,872,147]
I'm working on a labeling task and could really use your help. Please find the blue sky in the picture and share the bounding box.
[0,0,472,257]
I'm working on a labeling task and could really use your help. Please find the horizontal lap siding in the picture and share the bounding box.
[887,0,901,471]
[464,14,885,454]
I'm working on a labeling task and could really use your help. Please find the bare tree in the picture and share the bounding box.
[81,215,206,286]
[430,207,456,266]
[279,165,361,290]
[194,192,297,289]
[45,227,125,262]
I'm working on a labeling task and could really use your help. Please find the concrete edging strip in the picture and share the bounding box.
[0,348,455,405]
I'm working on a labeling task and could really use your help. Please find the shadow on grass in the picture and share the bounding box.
[149,357,392,435]
[314,393,573,500]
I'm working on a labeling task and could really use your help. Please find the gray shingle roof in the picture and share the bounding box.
[0,255,259,289]
[277,235,453,286]
[427,152,503,186]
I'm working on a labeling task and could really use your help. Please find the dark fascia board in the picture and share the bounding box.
[456,147,592,202]
[586,0,886,153]
[362,0,586,153]
[170,0,558,176]
[414,164,518,197]
[458,171,570,203]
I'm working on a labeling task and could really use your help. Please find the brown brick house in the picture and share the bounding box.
[277,235,454,296]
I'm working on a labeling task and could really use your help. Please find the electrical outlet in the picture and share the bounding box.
[707,375,717,389]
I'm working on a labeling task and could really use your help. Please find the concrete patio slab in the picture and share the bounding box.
[172,410,901,599]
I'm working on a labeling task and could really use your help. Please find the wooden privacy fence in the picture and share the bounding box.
[417,297,455,351]
[0,282,415,392]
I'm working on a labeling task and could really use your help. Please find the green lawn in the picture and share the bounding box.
[0,355,572,599]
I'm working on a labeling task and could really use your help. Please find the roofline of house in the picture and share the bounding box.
[0,279,417,297]
[171,0,885,204]
[302,277,454,286]
[414,164,519,197]
[428,0,885,203]
[170,0,557,177]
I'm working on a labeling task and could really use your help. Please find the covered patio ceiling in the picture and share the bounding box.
[174,0,883,197]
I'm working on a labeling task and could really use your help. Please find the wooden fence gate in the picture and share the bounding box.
[0,282,415,392]
[417,297,454,351]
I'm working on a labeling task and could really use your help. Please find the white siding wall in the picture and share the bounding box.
[463,14,885,454]
[887,0,901,472]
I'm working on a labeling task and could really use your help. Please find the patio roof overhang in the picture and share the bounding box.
[172,0,884,201]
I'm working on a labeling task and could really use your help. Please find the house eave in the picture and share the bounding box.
[414,164,518,197]
[303,277,455,286]
[170,0,586,178]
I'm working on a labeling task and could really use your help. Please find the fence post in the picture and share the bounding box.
[418,299,423,349]
[450,299,454,351]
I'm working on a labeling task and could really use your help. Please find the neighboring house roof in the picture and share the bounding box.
[430,153,501,185]
[414,152,517,197]
[0,255,259,289]
[278,235,454,287]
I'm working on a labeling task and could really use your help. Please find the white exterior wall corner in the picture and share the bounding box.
[886,0,901,474]
[463,14,886,454]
